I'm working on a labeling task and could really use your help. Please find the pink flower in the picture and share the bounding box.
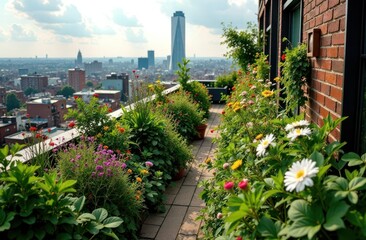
[238,179,249,190]
[224,181,234,190]
[248,100,254,105]
[145,161,154,167]
[236,237,243,240]
[223,163,230,169]
[216,213,223,219]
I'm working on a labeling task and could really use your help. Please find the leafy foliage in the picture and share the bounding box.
[57,85,75,98]
[221,22,261,70]
[6,93,20,112]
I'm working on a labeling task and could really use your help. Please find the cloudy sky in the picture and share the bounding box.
[0,0,258,58]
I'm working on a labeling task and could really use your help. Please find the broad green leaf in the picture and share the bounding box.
[77,213,96,223]
[225,210,247,223]
[257,216,280,238]
[93,208,108,222]
[349,160,364,167]
[349,177,366,191]
[324,201,349,231]
[103,217,123,228]
[341,152,360,162]
[59,180,77,193]
[348,191,358,204]
[23,216,36,225]
[73,196,85,212]
[310,151,324,167]
[101,228,119,240]
[288,221,321,239]
[56,233,72,240]
[318,164,331,179]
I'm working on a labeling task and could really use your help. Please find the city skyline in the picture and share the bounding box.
[0,0,258,58]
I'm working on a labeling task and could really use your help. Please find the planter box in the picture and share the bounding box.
[207,86,228,103]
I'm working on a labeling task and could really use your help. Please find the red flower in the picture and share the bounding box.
[21,132,25,136]
[108,108,113,113]
[236,237,243,240]
[73,96,79,100]
[93,93,99,98]
[136,75,139,79]
[49,142,55,146]
[26,113,30,118]
[68,121,75,128]
[118,127,125,133]
[281,54,286,61]
[42,135,48,140]
[132,70,136,73]
[224,181,234,190]
[47,128,51,133]
[232,86,236,91]
[210,129,214,133]
[35,133,41,139]
[238,179,249,190]
[221,110,225,115]
[29,126,37,132]
[126,149,131,154]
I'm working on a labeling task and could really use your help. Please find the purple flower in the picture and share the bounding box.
[121,163,127,169]
[96,165,104,171]
[98,172,104,177]
[145,161,154,167]
[70,158,75,163]
[76,154,81,160]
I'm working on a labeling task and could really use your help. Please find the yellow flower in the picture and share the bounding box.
[140,169,149,175]
[233,106,241,112]
[262,90,274,98]
[156,80,161,84]
[127,169,132,174]
[148,84,154,89]
[135,195,140,200]
[255,134,263,140]
[231,159,243,170]
[205,157,212,164]
[103,126,109,131]
[136,177,142,183]
[274,76,281,82]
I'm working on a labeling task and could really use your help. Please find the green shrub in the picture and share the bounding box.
[121,100,192,211]
[57,139,142,238]
[161,91,204,140]
[215,71,238,89]
[0,150,122,240]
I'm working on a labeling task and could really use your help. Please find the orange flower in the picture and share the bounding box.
[108,108,113,113]
[103,145,108,150]
[127,169,132,174]
[136,177,142,183]
[118,127,125,133]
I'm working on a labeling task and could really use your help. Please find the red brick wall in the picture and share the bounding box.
[302,0,346,141]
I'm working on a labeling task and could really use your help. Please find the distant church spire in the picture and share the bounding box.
[75,50,83,67]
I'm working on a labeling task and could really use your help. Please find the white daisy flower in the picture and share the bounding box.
[287,127,312,141]
[284,159,319,192]
[256,134,275,157]
[285,120,310,131]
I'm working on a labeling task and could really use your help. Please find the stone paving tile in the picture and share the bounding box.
[190,186,205,207]
[164,194,176,205]
[139,224,160,239]
[183,167,202,186]
[144,215,165,226]
[174,185,196,206]
[165,177,185,195]
[176,234,198,240]
[155,205,188,240]
[155,204,171,217]
[178,206,202,236]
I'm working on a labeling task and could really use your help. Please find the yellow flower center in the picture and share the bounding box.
[295,128,301,135]
[295,169,305,179]
[262,140,269,147]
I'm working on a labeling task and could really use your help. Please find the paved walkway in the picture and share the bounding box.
[139,104,224,240]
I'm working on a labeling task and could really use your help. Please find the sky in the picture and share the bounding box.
[0,0,258,58]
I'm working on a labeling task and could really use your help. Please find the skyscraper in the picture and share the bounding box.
[147,50,155,68]
[75,50,83,67]
[170,11,185,71]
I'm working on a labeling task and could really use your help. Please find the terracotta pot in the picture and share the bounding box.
[172,168,186,181]
[195,123,208,140]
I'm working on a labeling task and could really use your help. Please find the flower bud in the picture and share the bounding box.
[238,179,249,190]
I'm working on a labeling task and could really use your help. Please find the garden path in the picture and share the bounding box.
[139,104,224,240]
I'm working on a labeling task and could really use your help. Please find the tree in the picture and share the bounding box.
[6,93,20,112]
[221,22,261,70]
[57,85,75,98]
[86,81,94,88]
[24,87,39,96]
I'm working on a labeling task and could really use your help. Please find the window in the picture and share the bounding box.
[359,5,366,153]
[283,0,302,47]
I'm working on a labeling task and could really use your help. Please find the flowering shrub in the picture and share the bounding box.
[57,138,142,238]
[199,60,366,239]
[148,79,166,103]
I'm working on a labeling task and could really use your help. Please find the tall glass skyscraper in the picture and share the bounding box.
[170,11,185,71]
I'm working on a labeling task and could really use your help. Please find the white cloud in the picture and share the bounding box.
[112,9,141,27]
[125,28,147,43]
[11,24,36,41]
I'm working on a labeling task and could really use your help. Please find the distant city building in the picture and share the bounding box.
[20,73,48,92]
[170,11,186,71]
[26,96,67,127]
[75,50,83,67]
[68,68,86,92]
[84,60,102,75]
[148,50,155,68]
[0,87,6,104]
[166,55,171,69]
[0,116,18,145]
[102,72,129,102]
[18,68,29,76]
[138,57,148,70]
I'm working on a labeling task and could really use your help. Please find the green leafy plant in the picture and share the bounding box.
[221,22,261,70]
[0,155,123,240]
[65,96,114,137]
[159,91,204,140]
[280,42,310,115]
